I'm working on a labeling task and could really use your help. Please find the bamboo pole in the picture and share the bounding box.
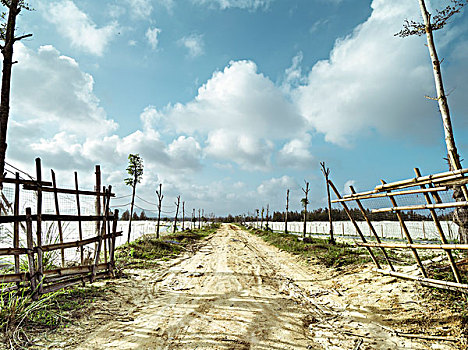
[51,170,65,267]
[13,172,20,277]
[374,168,468,191]
[25,207,37,299]
[35,158,43,294]
[381,180,427,278]
[372,200,468,213]
[336,186,448,203]
[328,180,381,269]
[349,186,394,271]
[357,242,468,250]
[74,172,84,265]
[414,168,461,283]
[376,269,468,291]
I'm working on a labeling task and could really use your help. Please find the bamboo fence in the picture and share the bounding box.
[330,167,468,292]
[0,158,121,299]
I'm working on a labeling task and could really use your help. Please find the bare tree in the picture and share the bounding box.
[192,208,195,230]
[265,204,270,231]
[198,208,201,229]
[285,189,289,234]
[256,208,259,229]
[260,207,264,230]
[0,0,32,182]
[301,180,310,239]
[396,0,468,242]
[125,154,143,243]
[173,195,180,233]
[156,184,163,239]
[321,162,335,245]
[182,201,185,231]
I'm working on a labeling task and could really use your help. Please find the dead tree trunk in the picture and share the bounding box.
[182,201,185,231]
[192,208,195,230]
[0,0,32,181]
[418,0,468,243]
[198,209,201,229]
[156,184,163,239]
[266,204,270,231]
[260,207,264,230]
[285,189,289,234]
[256,209,259,229]
[321,162,335,244]
[302,181,310,239]
[173,195,180,233]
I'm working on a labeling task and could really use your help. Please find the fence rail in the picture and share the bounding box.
[0,158,119,299]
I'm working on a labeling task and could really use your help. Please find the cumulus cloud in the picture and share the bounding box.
[163,60,304,169]
[192,0,273,10]
[146,27,162,50]
[257,176,297,199]
[294,0,437,146]
[11,43,117,136]
[45,0,119,56]
[277,135,314,169]
[178,34,204,58]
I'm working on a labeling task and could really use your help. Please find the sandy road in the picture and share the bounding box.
[65,224,456,350]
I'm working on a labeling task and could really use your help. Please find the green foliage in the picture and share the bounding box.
[120,209,130,220]
[116,223,219,268]
[124,153,144,187]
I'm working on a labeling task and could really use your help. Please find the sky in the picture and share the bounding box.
[4,0,468,217]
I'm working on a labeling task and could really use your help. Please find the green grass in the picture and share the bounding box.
[116,224,219,268]
[246,226,373,268]
[1,285,106,349]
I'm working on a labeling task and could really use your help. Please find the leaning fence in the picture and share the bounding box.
[331,167,468,292]
[0,158,121,299]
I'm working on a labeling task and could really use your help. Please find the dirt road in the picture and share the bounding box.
[46,224,461,349]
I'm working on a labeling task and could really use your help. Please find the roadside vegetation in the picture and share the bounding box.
[0,224,218,349]
[116,223,219,268]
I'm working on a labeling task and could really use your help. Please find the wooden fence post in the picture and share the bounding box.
[25,207,37,299]
[35,158,44,294]
[51,170,65,267]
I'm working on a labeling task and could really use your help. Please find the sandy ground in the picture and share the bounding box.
[38,224,465,349]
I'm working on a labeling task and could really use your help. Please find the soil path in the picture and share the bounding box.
[48,224,460,349]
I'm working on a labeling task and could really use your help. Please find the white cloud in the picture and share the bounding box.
[45,0,119,56]
[343,180,356,195]
[162,60,304,169]
[124,0,153,19]
[257,176,297,199]
[167,136,203,170]
[277,135,314,169]
[11,43,117,136]
[146,27,162,50]
[294,0,437,146]
[178,34,204,58]
[192,0,273,10]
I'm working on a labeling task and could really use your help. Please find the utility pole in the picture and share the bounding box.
[302,181,310,239]
[321,162,335,245]
[285,189,289,234]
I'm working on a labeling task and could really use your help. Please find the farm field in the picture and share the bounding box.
[36,224,465,350]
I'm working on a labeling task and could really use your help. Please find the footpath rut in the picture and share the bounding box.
[63,224,455,350]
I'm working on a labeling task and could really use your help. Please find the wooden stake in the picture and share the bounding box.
[51,170,65,267]
[74,172,84,265]
[350,186,394,271]
[328,180,381,269]
[35,158,43,294]
[381,180,427,278]
[321,162,335,244]
[173,195,180,233]
[13,172,20,277]
[25,207,37,299]
[414,168,461,283]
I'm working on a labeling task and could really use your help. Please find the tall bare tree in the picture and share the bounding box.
[301,181,310,239]
[125,154,143,243]
[0,0,32,181]
[396,0,468,242]
[156,183,163,239]
[265,204,270,231]
[182,201,185,231]
[321,162,335,245]
[173,195,180,233]
[260,207,264,230]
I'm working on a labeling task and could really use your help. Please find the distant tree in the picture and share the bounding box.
[132,212,139,221]
[139,210,148,220]
[121,209,130,221]
[0,0,32,181]
[125,154,144,243]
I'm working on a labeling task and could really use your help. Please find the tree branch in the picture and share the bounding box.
[13,33,31,42]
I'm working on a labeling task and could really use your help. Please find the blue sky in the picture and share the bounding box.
[5,0,468,216]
